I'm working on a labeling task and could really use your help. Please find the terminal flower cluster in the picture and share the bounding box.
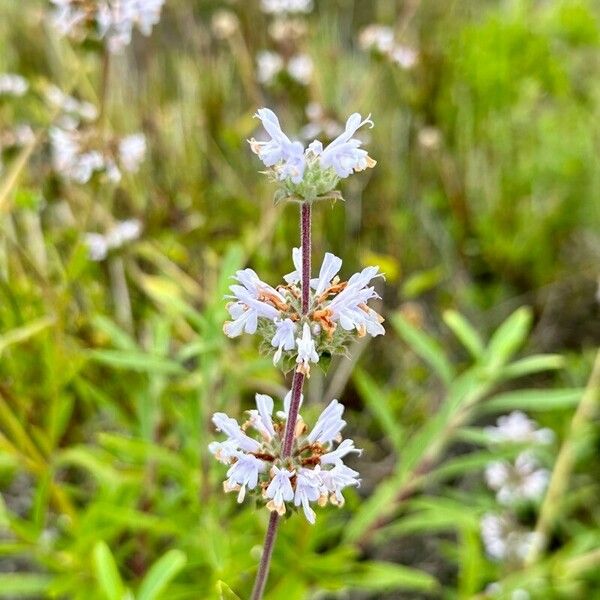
[248,108,376,200]
[210,392,360,523]
[223,249,384,376]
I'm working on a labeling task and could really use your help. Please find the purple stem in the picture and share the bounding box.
[250,201,312,599]
[250,512,280,600]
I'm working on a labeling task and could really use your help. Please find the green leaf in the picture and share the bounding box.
[137,549,186,600]
[353,368,404,450]
[93,541,126,600]
[501,354,565,379]
[391,313,454,384]
[0,316,54,356]
[342,561,438,592]
[0,574,52,595]
[91,315,138,351]
[482,388,584,412]
[484,307,532,371]
[216,581,241,599]
[443,310,484,359]
[87,349,185,375]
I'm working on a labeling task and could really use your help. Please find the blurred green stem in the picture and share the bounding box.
[251,202,312,600]
[526,348,600,564]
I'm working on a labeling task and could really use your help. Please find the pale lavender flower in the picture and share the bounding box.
[84,219,142,261]
[271,318,297,365]
[119,133,146,172]
[480,513,541,563]
[307,399,346,444]
[208,439,239,464]
[247,394,276,441]
[294,467,322,524]
[46,85,98,122]
[212,413,261,453]
[287,53,313,85]
[50,0,88,36]
[390,45,419,69]
[485,411,554,445]
[296,323,319,376]
[327,265,385,337]
[320,438,361,465]
[249,108,306,184]
[260,0,313,14]
[224,452,266,503]
[265,466,295,515]
[359,25,395,54]
[317,113,376,178]
[0,74,28,97]
[320,463,360,506]
[256,50,283,84]
[485,451,549,505]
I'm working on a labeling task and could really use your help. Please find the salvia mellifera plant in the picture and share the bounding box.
[209,108,382,599]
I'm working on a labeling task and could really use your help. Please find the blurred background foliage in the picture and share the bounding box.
[0,0,599,598]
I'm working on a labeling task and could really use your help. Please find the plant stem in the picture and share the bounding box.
[250,201,312,600]
[250,512,280,600]
[526,348,600,565]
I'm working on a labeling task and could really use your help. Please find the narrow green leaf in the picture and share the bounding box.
[501,354,565,379]
[0,316,54,355]
[93,541,126,600]
[443,310,484,359]
[90,315,138,351]
[353,368,404,450]
[342,561,438,592]
[137,549,186,600]
[484,307,532,371]
[482,388,584,413]
[391,313,454,384]
[0,574,52,595]
[87,349,185,375]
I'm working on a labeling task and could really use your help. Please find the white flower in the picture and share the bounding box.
[294,467,322,524]
[390,45,418,69]
[224,452,266,503]
[480,513,540,563]
[260,0,313,14]
[327,266,385,336]
[320,463,360,506]
[307,399,346,444]
[247,394,276,441]
[485,411,554,445]
[271,318,296,364]
[46,86,98,122]
[359,25,395,53]
[50,0,88,36]
[287,53,313,85]
[97,0,166,54]
[249,108,306,184]
[317,113,376,178]
[0,74,28,97]
[84,219,142,261]
[256,50,283,84]
[320,438,361,465]
[265,466,295,515]
[208,439,239,464]
[484,452,549,505]
[296,323,319,376]
[212,413,261,453]
[84,233,109,262]
[119,133,146,172]
[284,249,342,297]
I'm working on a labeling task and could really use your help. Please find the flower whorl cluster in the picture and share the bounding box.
[223,249,385,376]
[210,392,360,523]
[249,108,376,200]
[50,0,166,53]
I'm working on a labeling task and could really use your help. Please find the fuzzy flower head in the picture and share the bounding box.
[210,392,360,523]
[248,107,376,201]
[223,249,384,376]
[480,513,541,565]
